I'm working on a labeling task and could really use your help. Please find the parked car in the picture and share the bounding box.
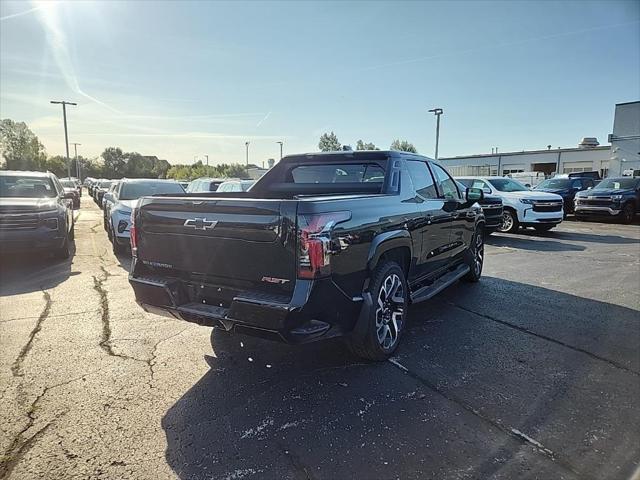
[102,182,121,229]
[94,180,115,207]
[533,176,596,213]
[59,179,81,209]
[107,178,185,254]
[129,151,486,361]
[456,180,503,234]
[216,179,255,192]
[60,177,82,197]
[186,177,226,193]
[505,171,546,188]
[0,171,75,259]
[456,176,564,233]
[574,176,640,224]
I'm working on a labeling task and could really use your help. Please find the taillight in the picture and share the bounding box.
[129,207,138,254]
[297,211,350,279]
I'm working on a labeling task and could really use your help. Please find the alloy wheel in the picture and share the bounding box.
[500,211,514,232]
[473,231,484,276]
[375,273,405,350]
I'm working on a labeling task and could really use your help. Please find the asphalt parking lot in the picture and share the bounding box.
[1,199,639,480]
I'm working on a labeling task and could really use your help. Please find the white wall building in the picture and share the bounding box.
[440,101,640,179]
[441,141,611,178]
[609,101,640,176]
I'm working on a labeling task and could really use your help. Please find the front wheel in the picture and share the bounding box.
[53,233,71,260]
[621,203,635,224]
[463,225,484,282]
[349,261,408,361]
[498,209,519,233]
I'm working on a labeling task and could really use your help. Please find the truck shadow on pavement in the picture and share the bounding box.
[162,278,640,480]
[0,245,77,296]
[485,234,586,252]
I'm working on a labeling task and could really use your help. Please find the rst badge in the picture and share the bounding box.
[261,276,290,285]
[184,218,218,230]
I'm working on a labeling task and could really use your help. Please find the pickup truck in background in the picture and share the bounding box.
[128,151,486,360]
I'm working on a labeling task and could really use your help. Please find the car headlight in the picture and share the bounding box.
[520,199,534,205]
[612,194,623,200]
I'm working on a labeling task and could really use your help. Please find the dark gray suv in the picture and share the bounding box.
[0,171,75,259]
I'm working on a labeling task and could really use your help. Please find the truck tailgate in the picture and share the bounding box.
[136,197,297,296]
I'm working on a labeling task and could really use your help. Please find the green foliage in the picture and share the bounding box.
[166,161,249,181]
[102,147,126,178]
[356,140,378,151]
[318,131,341,152]
[390,139,417,153]
[0,119,48,171]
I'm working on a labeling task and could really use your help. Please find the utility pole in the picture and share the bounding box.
[50,100,77,178]
[71,142,81,181]
[276,141,283,160]
[245,141,250,167]
[204,155,209,166]
[428,107,443,160]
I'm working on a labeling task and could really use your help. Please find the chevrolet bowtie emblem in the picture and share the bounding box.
[184,218,218,230]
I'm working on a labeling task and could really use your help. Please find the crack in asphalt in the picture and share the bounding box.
[10,290,52,377]
[449,302,640,377]
[0,369,104,479]
[385,358,590,480]
[147,327,190,386]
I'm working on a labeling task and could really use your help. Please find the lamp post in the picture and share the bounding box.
[276,141,283,160]
[428,107,443,160]
[71,142,81,181]
[245,141,250,166]
[204,154,209,166]
[50,100,77,178]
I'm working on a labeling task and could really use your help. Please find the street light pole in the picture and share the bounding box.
[428,107,443,160]
[71,142,81,181]
[245,141,250,167]
[204,155,209,166]
[51,100,77,178]
[276,141,283,160]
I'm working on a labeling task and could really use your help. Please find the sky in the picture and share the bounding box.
[1,0,639,166]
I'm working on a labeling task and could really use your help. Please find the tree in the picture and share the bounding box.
[101,147,126,178]
[390,139,417,153]
[318,131,341,152]
[356,139,378,151]
[0,119,47,171]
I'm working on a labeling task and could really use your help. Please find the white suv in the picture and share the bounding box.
[457,177,564,233]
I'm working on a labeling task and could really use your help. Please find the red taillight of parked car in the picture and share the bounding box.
[129,207,138,255]
[297,211,350,279]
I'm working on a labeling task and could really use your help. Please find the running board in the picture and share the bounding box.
[410,264,470,304]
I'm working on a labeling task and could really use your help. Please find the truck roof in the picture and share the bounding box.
[283,150,434,162]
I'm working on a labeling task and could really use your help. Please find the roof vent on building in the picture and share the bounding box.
[579,137,599,148]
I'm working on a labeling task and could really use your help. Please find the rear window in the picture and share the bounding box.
[120,181,185,200]
[290,164,384,184]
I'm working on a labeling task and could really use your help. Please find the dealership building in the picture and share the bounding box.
[440,101,639,179]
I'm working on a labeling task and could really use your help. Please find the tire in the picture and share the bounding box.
[620,203,635,224]
[112,237,125,255]
[68,221,75,241]
[534,225,554,232]
[103,213,108,231]
[463,224,484,282]
[498,209,519,233]
[349,261,408,361]
[54,233,71,260]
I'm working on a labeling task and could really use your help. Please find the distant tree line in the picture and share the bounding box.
[166,161,250,181]
[318,131,417,153]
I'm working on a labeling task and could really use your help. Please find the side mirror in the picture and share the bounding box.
[483,187,492,194]
[63,191,75,200]
[466,187,484,203]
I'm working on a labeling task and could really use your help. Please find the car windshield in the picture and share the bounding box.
[536,179,572,189]
[594,178,639,190]
[99,181,113,189]
[0,175,57,198]
[119,181,185,200]
[488,178,529,192]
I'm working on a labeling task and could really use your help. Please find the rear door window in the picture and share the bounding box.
[405,160,437,199]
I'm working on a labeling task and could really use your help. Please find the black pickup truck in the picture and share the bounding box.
[129,151,485,360]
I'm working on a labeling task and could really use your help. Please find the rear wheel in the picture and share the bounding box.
[349,261,408,361]
[621,203,635,224]
[498,209,519,233]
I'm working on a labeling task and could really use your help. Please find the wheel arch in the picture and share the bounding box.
[366,230,412,277]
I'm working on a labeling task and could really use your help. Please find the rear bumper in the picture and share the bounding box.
[129,259,364,344]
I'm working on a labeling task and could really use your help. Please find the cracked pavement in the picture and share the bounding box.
[1,199,639,479]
